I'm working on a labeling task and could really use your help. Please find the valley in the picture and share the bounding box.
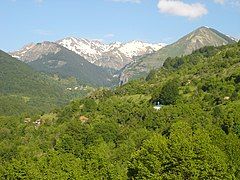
[0,0,240,179]
[1,41,240,179]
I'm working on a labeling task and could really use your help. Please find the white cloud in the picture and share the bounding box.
[111,0,141,3]
[157,0,208,19]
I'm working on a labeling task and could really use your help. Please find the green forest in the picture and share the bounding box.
[0,50,93,115]
[1,42,240,179]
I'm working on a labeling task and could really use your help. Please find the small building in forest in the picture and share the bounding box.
[153,102,163,110]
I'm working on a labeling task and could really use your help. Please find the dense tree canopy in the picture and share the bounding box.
[1,43,240,179]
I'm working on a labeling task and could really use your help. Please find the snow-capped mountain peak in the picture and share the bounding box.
[117,40,166,58]
[57,37,109,64]
[56,37,166,69]
[11,37,166,69]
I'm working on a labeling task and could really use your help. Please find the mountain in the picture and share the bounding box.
[11,41,117,87]
[56,37,165,69]
[0,49,74,115]
[2,42,240,179]
[10,42,61,62]
[121,26,237,82]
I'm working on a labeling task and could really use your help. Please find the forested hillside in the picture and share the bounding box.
[122,26,236,81]
[25,42,118,87]
[10,41,118,87]
[0,50,91,115]
[1,42,240,179]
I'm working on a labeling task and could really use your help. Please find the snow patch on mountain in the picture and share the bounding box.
[57,37,108,63]
[117,40,166,58]
[11,38,166,69]
[226,35,238,42]
[57,37,166,69]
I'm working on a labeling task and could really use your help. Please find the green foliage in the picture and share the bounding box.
[194,45,219,57]
[29,48,117,87]
[152,79,180,105]
[145,69,156,81]
[123,27,237,80]
[1,43,240,179]
[0,50,92,115]
[163,57,184,69]
[128,122,230,179]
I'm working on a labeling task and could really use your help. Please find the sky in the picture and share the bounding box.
[0,0,240,52]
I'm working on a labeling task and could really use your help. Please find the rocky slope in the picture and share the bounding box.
[11,39,165,70]
[56,38,165,69]
[120,26,237,83]
[11,41,118,87]
[11,42,61,62]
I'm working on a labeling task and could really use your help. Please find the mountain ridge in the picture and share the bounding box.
[2,42,240,179]
[10,41,62,62]
[12,41,118,87]
[57,38,166,69]
[11,38,166,70]
[0,49,70,115]
[120,26,237,82]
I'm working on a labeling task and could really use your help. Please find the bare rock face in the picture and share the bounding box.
[11,38,165,70]
[10,42,62,62]
[56,38,166,69]
[120,26,237,82]
[9,41,118,87]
